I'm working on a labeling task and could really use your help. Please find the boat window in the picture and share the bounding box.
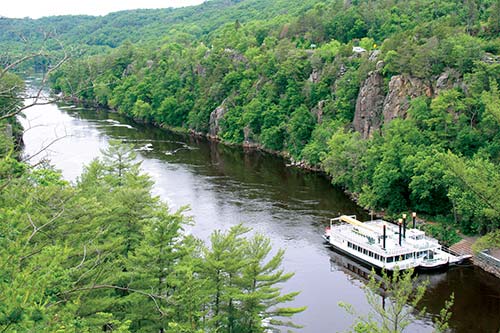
[387,257,394,263]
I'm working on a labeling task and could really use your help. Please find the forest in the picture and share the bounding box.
[41,0,500,242]
[0,118,304,331]
[1,0,500,331]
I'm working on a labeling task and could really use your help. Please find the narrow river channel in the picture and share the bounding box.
[21,100,500,332]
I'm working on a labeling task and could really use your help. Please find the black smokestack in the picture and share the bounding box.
[383,225,386,249]
[398,222,402,246]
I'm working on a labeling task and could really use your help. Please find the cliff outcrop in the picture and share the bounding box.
[353,68,465,138]
[382,75,432,125]
[353,66,385,139]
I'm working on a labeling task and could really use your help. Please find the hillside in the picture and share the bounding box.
[47,0,500,237]
[5,0,500,237]
[0,0,320,53]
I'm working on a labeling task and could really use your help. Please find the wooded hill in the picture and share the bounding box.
[5,0,500,238]
[0,0,320,53]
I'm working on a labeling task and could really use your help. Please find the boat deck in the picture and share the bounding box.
[325,216,472,270]
[332,219,440,257]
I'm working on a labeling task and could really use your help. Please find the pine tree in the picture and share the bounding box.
[202,225,305,333]
[125,207,191,331]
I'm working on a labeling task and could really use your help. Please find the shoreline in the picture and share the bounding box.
[55,96,500,279]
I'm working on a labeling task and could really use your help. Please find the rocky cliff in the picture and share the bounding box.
[353,68,463,138]
[382,75,432,125]
[353,63,385,139]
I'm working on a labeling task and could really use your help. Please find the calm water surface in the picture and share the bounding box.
[21,102,500,333]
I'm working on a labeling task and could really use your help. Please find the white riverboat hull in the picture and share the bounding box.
[323,215,471,272]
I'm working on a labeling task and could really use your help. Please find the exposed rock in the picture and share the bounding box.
[311,100,326,124]
[376,60,385,71]
[145,60,154,69]
[123,63,135,77]
[3,123,12,138]
[243,125,255,145]
[435,69,462,94]
[353,68,467,137]
[382,75,432,124]
[338,63,347,77]
[308,68,321,83]
[369,50,381,62]
[209,100,227,138]
[223,48,247,63]
[353,71,385,139]
[482,53,500,64]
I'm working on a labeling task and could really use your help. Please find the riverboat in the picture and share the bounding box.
[323,215,471,271]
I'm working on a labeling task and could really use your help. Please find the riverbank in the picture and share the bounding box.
[58,95,329,174]
[21,101,500,332]
[56,95,499,278]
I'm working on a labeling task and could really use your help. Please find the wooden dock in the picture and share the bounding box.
[449,237,475,256]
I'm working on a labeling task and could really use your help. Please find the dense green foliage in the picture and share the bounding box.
[0,0,323,64]
[0,68,304,331]
[2,1,500,330]
[0,139,304,332]
[46,0,500,236]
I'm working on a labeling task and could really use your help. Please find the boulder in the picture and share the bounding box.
[353,71,385,139]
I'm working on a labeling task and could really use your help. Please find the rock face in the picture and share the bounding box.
[435,69,462,94]
[353,71,385,139]
[382,75,432,124]
[353,67,465,138]
[308,68,321,83]
[209,101,227,138]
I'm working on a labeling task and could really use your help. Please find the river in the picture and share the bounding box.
[21,101,500,333]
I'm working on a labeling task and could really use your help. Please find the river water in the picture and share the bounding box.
[21,102,500,332]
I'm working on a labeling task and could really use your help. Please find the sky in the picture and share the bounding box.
[1,0,205,19]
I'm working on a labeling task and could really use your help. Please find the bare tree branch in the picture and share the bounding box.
[0,38,71,121]
[25,208,65,245]
[22,132,69,163]
[0,52,45,79]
